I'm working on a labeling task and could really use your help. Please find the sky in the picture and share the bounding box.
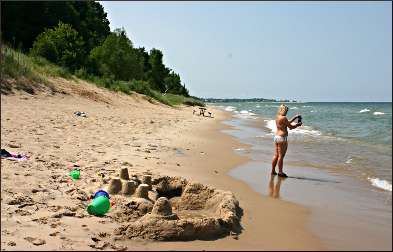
[100,1,392,102]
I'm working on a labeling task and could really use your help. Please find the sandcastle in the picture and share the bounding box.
[104,168,242,241]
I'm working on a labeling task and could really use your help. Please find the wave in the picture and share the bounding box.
[224,106,236,112]
[292,126,322,136]
[265,119,322,136]
[373,112,385,115]
[290,107,299,110]
[235,110,258,119]
[368,177,392,192]
[359,108,370,113]
[239,110,256,115]
[302,105,312,108]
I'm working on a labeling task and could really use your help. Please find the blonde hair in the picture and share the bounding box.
[278,104,289,116]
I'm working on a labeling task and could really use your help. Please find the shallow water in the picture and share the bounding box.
[216,102,392,192]
[217,108,392,250]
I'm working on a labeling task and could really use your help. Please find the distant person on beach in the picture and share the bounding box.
[271,104,302,177]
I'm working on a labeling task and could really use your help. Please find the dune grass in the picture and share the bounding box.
[1,45,71,81]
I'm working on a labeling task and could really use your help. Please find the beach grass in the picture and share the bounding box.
[1,45,72,81]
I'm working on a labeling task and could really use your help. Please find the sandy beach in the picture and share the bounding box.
[1,78,324,250]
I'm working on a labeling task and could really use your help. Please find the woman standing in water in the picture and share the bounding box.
[271,104,302,177]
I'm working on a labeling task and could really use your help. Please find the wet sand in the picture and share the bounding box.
[1,77,323,250]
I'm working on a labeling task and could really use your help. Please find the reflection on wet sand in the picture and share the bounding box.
[268,175,286,199]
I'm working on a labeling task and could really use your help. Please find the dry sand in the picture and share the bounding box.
[1,77,324,250]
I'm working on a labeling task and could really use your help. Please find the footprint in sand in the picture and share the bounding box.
[49,231,60,237]
[7,241,16,246]
[24,237,46,246]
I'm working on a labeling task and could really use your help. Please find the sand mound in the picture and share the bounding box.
[107,170,242,241]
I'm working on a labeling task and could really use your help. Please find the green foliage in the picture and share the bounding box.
[147,48,169,93]
[183,98,205,107]
[31,56,72,79]
[30,22,85,71]
[1,1,110,54]
[1,45,74,94]
[164,71,189,96]
[89,28,144,81]
[30,37,58,63]
[1,45,72,80]
[71,1,110,53]
[163,94,204,107]
[74,67,87,78]
[1,1,194,103]
[136,47,151,80]
[1,45,43,82]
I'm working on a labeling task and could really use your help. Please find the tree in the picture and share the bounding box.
[164,70,185,95]
[30,22,85,71]
[71,1,110,54]
[136,47,151,80]
[89,28,144,81]
[1,1,110,56]
[147,48,169,92]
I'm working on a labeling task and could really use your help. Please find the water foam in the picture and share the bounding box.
[225,106,236,112]
[265,119,322,136]
[235,110,258,119]
[239,110,256,115]
[359,108,370,113]
[373,112,385,115]
[368,177,392,192]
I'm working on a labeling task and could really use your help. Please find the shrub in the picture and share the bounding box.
[89,28,144,81]
[30,22,85,71]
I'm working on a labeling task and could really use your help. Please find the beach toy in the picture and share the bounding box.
[93,190,110,199]
[96,171,105,179]
[69,169,80,180]
[87,195,110,216]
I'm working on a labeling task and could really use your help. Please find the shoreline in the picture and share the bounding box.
[142,107,325,250]
[1,81,323,250]
[217,105,392,250]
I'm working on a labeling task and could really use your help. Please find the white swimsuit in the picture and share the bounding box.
[273,135,288,143]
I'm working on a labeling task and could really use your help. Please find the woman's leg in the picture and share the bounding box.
[282,141,288,156]
[271,143,279,174]
[277,141,288,174]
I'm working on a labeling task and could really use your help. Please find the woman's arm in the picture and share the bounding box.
[289,114,300,123]
[284,117,302,130]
